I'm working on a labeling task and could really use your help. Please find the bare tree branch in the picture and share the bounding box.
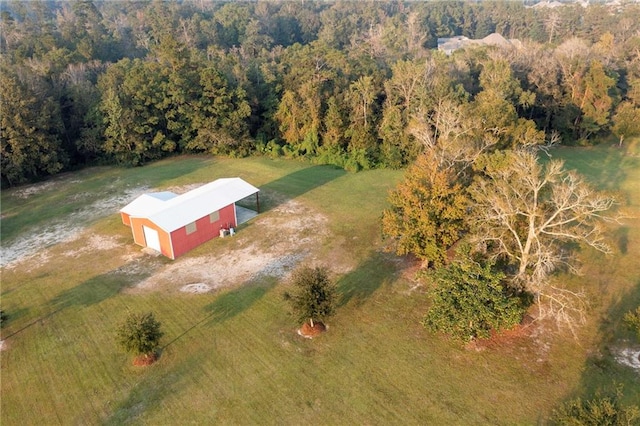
[469,150,616,291]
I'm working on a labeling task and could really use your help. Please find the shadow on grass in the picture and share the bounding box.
[3,273,137,340]
[121,155,212,186]
[49,256,164,311]
[557,278,640,412]
[104,358,194,426]
[552,145,636,192]
[203,276,278,325]
[161,275,279,351]
[2,258,164,341]
[252,165,346,212]
[337,253,397,307]
[0,305,29,328]
[614,226,629,255]
[1,307,50,340]
[50,274,130,310]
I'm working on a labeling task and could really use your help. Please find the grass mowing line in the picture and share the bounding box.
[1,307,64,340]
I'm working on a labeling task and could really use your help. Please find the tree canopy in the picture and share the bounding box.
[284,265,337,328]
[469,149,616,291]
[382,152,467,268]
[116,312,164,358]
[3,1,640,185]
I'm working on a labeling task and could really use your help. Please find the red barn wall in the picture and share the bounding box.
[129,217,174,259]
[170,204,236,259]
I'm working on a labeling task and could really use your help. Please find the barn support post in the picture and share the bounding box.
[256,192,260,213]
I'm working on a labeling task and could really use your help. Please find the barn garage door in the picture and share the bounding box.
[143,226,161,252]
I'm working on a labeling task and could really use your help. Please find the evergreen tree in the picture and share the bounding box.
[284,265,337,329]
[116,312,163,359]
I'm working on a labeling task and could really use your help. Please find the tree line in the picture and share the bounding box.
[2,0,640,186]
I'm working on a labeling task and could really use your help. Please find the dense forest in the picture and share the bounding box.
[2,0,640,186]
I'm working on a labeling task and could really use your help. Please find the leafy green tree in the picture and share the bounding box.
[274,41,350,157]
[57,0,115,61]
[116,312,163,359]
[516,45,563,134]
[212,2,252,49]
[471,59,541,149]
[345,75,379,170]
[317,95,348,165]
[382,152,468,268]
[274,89,312,155]
[551,386,640,426]
[423,249,528,341]
[623,307,640,341]
[349,75,376,129]
[98,58,170,165]
[579,60,617,138]
[611,101,640,147]
[284,265,337,329]
[556,47,617,141]
[0,70,67,186]
[379,104,413,168]
[321,95,347,150]
[380,56,464,168]
[186,67,252,155]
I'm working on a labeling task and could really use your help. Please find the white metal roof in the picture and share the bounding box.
[120,192,177,217]
[121,178,259,233]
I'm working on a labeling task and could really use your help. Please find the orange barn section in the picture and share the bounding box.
[129,217,174,258]
[121,212,132,226]
[119,178,259,260]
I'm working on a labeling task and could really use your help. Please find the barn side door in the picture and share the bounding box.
[143,226,161,252]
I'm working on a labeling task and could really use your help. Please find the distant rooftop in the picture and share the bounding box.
[437,33,521,55]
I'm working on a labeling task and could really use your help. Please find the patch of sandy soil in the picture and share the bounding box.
[1,187,148,268]
[611,342,640,373]
[12,181,60,198]
[130,199,331,293]
[298,322,327,339]
[3,178,355,299]
[180,283,212,293]
[61,234,122,258]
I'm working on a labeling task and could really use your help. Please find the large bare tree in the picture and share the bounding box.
[468,150,616,328]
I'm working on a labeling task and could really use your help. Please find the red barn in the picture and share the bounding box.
[120,178,259,259]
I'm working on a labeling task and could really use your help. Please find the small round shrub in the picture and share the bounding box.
[116,312,163,357]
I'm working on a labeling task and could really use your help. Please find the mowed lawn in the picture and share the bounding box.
[1,146,639,425]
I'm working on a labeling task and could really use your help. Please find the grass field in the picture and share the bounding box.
[1,145,639,425]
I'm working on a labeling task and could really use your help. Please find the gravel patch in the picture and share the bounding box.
[612,343,640,373]
[131,199,330,293]
[1,187,147,268]
[180,283,213,293]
